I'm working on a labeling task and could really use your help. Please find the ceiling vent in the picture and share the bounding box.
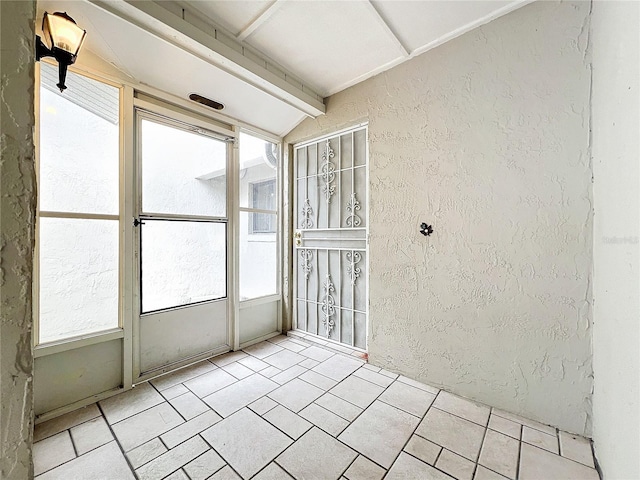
[189,93,224,110]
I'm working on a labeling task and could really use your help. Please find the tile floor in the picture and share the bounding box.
[33,333,600,480]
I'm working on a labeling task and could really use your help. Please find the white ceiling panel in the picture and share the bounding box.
[371,0,517,53]
[36,0,306,136]
[186,0,274,36]
[244,0,406,97]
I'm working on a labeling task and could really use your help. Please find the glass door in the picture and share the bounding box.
[135,111,231,375]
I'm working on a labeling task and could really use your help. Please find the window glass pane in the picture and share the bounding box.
[141,119,227,217]
[239,132,277,209]
[141,219,226,313]
[39,218,119,343]
[39,62,119,214]
[240,212,277,300]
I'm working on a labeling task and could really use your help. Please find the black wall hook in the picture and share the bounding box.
[420,223,433,236]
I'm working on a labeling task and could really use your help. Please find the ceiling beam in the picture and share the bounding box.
[364,1,410,58]
[237,0,284,42]
[89,0,325,117]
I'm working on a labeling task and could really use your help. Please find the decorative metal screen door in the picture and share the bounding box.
[293,125,368,350]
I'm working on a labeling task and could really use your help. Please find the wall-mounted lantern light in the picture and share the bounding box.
[36,12,87,92]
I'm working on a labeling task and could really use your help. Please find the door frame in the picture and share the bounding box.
[291,123,370,352]
[33,61,284,422]
[131,104,236,382]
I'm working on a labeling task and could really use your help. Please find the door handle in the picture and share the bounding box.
[294,230,302,246]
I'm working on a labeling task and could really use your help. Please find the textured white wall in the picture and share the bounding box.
[0,0,36,477]
[286,0,593,435]
[591,1,640,477]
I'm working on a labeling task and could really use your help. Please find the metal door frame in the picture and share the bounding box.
[292,123,369,352]
[132,103,236,381]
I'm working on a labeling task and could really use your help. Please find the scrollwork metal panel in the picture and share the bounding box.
[294,126,368,350]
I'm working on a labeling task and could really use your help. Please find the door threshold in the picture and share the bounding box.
[289,329,367,360]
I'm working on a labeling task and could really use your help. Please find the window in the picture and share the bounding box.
[250,179,277,233]
[239,133,279,300]
[36,62,121,343]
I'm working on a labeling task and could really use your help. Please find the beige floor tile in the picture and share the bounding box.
[243,341,284,359]
[362,364,381,373]
[100,382,164,425]
[492,409,556,436]
[397,375,440,395]
[272,365,307,385]
[203,374,279,417]
[260,366,282,378]
[165,468,190,480]
[559,431,594,467]
[299,370,338,391]
[378,369,399,379]
[161,384,190,400]
[329,376,385,409]
[478,429,519,479]
[264,405,313,439]
[184,449,226,480]
[378,380,436,417]
[314,393,363,421]
[150,360,218,391]
[474,465,509,480]
[279,340,307,353]
[202,408,292,479]
[352,367,395,387]
[249,396,278,415]
[416,407,485,461]
[34,431,76,476]
[344,455,386,480]
[339,401,419,468]
[136,436,209,480]
[519,443,599,480]
[209,465,242,479]
[70,416,113,455]
[299,358,320,369]
[386,452,452,480]
[433,391,491,426]
[286,337,312,348]
[437,449,476,480]
[263,349,306,370]
[126,438,167,469]
[184,368,237,399]
[238,355,270,372]
[268,378,324,412]
[312,354,363,381]
[160,410,222,448]
[267,335,289,344]
[277,427,357,480]
[300,345,335,362]
[37,441,134,480]
[299,403,349,436]
[488,414,521,439]
[404,435,441,465]
[522,425,558,453]
[112,402,184,451]
[253,462,293,479]
[34,404,101,442]
[169,391,210,420]
[211,350,248,367]
[222,362,254,380]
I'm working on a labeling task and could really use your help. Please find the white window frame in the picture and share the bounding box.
[33,59,284,400]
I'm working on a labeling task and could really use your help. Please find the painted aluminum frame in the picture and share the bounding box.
[292,124,370,352]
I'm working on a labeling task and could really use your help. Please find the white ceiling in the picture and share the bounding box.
[185,0,529,97]
[36,0,530,136]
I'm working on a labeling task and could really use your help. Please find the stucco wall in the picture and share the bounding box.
[591,1,640,478]
[285,0,594,435]
[0,1,37,477]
